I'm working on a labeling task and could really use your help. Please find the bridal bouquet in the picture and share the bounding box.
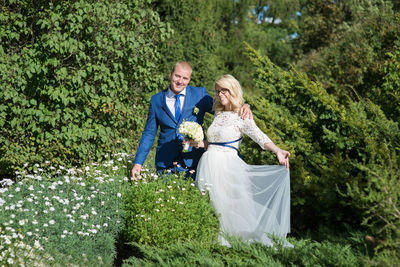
[178,121,204,152]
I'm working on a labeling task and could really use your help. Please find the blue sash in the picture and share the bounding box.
[208,137,243,158]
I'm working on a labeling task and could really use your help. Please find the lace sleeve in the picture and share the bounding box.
[239,118,272,149]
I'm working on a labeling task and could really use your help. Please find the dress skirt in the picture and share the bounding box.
[196,150,292,247]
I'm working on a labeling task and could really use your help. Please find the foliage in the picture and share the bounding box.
[1,0,399,264]
[375,38,400,122]
[251,0,300,25]
[288,0,400,251]
[0,153,129,266]
[155,0,226,90]
[345,148,400,260]
[294,0,400,122]
[241,44,400,230]
[369,249,400,267]
[0,154,385,266]
[0,0,171,178]
[294,0,350,55]
[214,0,299,91]
[122,171,219,246]
[122,233,364,267]
[154,0,298,94]
[246,0,299,67]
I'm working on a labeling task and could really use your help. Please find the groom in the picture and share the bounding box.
[131,61,251,179]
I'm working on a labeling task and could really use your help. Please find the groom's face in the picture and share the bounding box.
[169,65,192,94]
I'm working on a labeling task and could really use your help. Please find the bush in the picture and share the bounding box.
[377,38,400,123]
[241,44,400,230]
[122,170,219,247]
[122,235,364,266]
[0,0,171,177]
[0,153,129,266]
[345,148,400,263]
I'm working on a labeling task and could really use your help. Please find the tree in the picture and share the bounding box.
[222,0,300,85]
[154,0,227,91]
[294,0,400,122]
[154,0,299,93]
[294,0,350,56]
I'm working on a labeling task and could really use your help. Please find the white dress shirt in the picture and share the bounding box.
[166,87,186,117]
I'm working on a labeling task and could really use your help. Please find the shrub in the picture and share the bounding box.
[122,170,219,247]
[345,147,400,263]
[377,38,400,123]
[122,235,363,266]
[0,0,171,177]
[241,44,400,230]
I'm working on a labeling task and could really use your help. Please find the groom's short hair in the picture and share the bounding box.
[172,61,192,72]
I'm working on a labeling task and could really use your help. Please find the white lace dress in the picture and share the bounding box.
[196,111,292,247]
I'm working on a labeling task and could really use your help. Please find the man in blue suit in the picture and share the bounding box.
[131,61,250,179]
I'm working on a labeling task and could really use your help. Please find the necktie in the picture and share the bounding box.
[175,94,181,121]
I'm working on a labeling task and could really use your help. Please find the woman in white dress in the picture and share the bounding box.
[187,74,292,247]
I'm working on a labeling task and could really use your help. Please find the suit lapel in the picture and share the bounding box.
[161,90,177,123]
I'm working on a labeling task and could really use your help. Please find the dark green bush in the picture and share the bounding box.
[0,0,171,177]
[376,38,400,122]
[122,235,363,267]
[345,147,400,261]
[241,44,400,230]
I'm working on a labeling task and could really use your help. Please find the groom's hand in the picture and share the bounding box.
[131,164,142,181]
[239,104,253,120]
[184,138,208,149]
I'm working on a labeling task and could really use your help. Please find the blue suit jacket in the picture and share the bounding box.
[134,85,213,172]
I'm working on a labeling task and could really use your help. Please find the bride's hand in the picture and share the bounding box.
[276,149,290,169]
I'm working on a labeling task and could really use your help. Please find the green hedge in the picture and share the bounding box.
[0,0,171,177]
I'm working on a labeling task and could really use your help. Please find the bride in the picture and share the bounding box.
[187,74,293,247]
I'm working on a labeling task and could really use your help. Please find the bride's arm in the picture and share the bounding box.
[240,118,290,168]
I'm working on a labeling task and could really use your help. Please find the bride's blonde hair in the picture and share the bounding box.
[213,74,244,115]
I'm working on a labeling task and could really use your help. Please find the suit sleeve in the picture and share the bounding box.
[202,88,214,114]
[133,99,158,165]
